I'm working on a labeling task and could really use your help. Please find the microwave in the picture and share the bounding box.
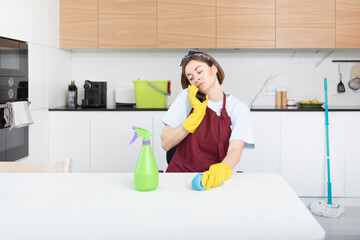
[0,36,29,161]
[0,37,28,77]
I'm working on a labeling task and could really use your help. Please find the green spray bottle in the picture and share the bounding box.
[129,126,158,191]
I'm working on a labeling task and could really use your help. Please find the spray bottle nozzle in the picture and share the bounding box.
[129,126,153,145]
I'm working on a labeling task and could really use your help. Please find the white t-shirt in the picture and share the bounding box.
[162,89,255,149]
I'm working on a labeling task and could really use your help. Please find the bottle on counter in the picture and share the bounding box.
[281,85,287,109]
[68,80,78,109]
[129,126,158,191]
[276,86,282,109]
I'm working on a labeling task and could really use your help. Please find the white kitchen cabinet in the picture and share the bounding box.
[47,47,72,108]
[28,0,48,46]
[49,112,90,173]
[153,112,167,172]
[0,0,28,41]
[280,112,345,197]
[21,109,49,163]
[48,0,60,48]
[27,109,49,162]
[48,110,357,198]
[90,112,153,173]
[49,111,165,173]
[344,112,360,197]
[28,44,48,110]
[235,112,281,174]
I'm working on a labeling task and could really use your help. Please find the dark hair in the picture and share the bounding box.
[180,51,225,89]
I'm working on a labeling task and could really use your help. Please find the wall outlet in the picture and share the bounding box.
[262,87,276,96]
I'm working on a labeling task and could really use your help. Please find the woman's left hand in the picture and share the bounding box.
[201,163,232,190]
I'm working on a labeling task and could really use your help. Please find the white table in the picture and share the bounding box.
[0,173,325,240]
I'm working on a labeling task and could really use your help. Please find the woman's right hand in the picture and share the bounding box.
[182,85,208,133]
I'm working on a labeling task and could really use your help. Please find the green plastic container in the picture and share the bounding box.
[133,80,170,109]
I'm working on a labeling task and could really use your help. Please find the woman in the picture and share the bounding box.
[161,51,254,190]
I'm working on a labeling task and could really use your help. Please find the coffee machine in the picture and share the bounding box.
[81,80,107,108]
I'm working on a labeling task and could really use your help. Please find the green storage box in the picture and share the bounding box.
[133,80,171,109]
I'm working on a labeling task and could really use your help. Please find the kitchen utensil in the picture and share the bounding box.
[348,63,360,91]
[337,63,345,93]
[348,78,360,90]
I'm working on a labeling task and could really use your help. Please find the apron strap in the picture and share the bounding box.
[218,92,232,159]
[221,92,227,110]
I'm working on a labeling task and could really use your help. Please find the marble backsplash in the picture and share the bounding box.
[68,49,360,108]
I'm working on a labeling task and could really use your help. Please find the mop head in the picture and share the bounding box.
[310,199,345,218]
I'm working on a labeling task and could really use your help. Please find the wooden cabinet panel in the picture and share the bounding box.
[336,0,360,48]
[276,0,335,48]
[158,0,216,48]
[60,0,98,49]
[99,0,156,48]
[217,0,275,48]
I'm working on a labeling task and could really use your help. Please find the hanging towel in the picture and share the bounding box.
[4,101,34,129]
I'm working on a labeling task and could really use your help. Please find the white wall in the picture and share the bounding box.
[0,0,71,162]
[70,49,360,108]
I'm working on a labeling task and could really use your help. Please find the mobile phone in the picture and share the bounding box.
[196,91,206,102]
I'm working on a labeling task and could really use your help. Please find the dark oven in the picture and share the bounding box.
[0,36,29,161]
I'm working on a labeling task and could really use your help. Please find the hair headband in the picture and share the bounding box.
[179,51,215,67]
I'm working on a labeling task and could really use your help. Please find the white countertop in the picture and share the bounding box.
[0,173,325,240]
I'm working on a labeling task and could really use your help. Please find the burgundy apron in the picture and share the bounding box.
[166,92,232,172]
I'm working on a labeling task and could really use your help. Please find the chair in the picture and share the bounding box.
[166,145,178,165]
[0,157,73,173]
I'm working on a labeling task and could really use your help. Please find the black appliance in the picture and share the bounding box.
[81,80,107,108]
[0,36,29,161]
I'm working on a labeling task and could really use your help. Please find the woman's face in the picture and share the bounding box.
[184,60,218,93]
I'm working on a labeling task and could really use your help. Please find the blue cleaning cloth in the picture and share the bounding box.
[192,173,205,191]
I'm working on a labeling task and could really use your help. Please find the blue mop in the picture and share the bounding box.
[310,78,345,218]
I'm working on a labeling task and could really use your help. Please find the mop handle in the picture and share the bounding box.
[324,78,332,205]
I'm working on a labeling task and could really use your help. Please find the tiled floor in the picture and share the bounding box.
[312,206,360,240]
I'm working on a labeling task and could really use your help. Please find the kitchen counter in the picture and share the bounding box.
[251,105,360,111]
[0,173,325,240]
[49,105,360,112]
[49,105,168,111]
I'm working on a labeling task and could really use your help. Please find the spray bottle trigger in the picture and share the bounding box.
[129,132,138,145]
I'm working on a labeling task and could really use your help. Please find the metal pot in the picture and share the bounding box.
[348,77,360,91]
[349,63,360,91]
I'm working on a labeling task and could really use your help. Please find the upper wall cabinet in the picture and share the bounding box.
[157,0,216,48]
[60,0,98,49]
[99,0,156,48]
[217,0,275,48]
[60,0,360,49]
[336,0,360,48]
[276,0,335,48]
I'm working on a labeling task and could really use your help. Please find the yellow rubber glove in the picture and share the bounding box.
[201,163,232,190]
[182,85,208,133]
